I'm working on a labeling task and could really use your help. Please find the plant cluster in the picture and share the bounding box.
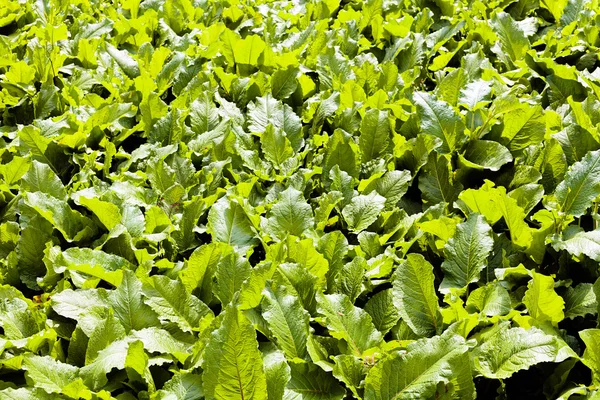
[2,0,600,399]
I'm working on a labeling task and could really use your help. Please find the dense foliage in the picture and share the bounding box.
[3,0,600,398]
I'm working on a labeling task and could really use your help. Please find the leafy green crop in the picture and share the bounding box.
[3,0,600,399]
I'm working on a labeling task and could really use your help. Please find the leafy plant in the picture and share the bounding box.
[3,0,600,399]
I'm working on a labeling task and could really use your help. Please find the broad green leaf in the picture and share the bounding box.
[266,187,314,240]
[190,92,219,135]
[154,372,204,400]
[414,91,466,153]
[523,271,565,325]
[458,79,492,109]
[261,124,295,170]
[490,11,529,64]
[466,283,511,316]
[108,270,159,332]
[325,129,359,178]
[332,355,364,399]
[553,149,600,217]
[359,108,391,162]
[24,192,94,242]
[131,327,191,363]
[500,103,545,152]
[418,152,462,206]
[392,253,442,337]
[22,355,78,395]
[202,306,267,400]
[261,284,310,361]
[563,283,597,319]
[458,182,533,248]
[474,326,571,379]
[580,329,600,385]
[81,339,131,391]
[143,275,211,333]
[561,0,590,26]
[342,192,386,233]
[21,161,64,199]
[262,349,290,400]
[440,214,493,292]
[86,309,126,363]
[316,293,383,356]
[459,140,513,171]
[271,66,299,100]
[554,124,600,165]
[285,363,346,400]
[77,197,121,231]
[362,170,411,209]
[552,226,600,261]
[180,243,224,294]
[364,330,474,400]
[233,35,266,66]
[214,251,251,306]
[364,289,400,335]
[207,197,257,252]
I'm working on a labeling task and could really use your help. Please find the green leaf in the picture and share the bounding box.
[332,355,364,399]
[21,160,65,199]
[523,271,565,326]
[418,152,462,206]
[266,187,314,240]
[580,329,600,385]
[214,251,251,306]
[0,155,30,186]
[364,330,473,400]
[474,326,571,379]
[392,253,442,337]
[553,149,600,217]
[500,103,545,152]
[563,283,597,319]
[155,372,204,400]
[76,196,122,231]
[458,182,533,248]
[554,124,600,165]
[271,66,299,100]
[105,43,140,78]
[202,305,268,400]
[261,124,295,170]
[86,308,126,364]
[142,275,211,333]
[561,0,590,26]
[552,226,600,261]
[262,348,290,400]
[24,192,94,242]
[108,270,159,332]
[342,192,386,233]
[413,91,466,153]
[22,355,78,395]
[490,11,529,64]
[459,140,513,171]
[189,92,219,135]
[466,283,511,316]
[80,339,129,390]
[285,363,346,400]
[316,293,383,356]
[364,289,400,335]
[359,108,391,162]
[261,284,310,361]
[179,243,224,294]
[362,170,411,209]
[208,196,257,252]
[233,35,266,66]
[325,129,359,178]
[440,214,494,292]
